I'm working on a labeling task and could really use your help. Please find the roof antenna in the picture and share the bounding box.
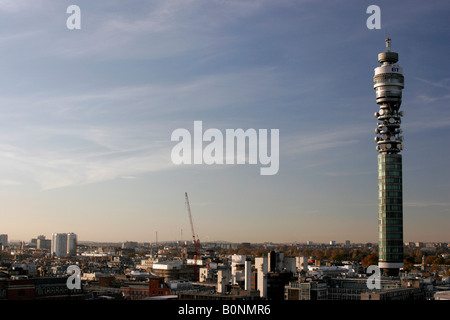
[385,37,391,52]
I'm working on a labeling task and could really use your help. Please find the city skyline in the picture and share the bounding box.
[0,1,449,244]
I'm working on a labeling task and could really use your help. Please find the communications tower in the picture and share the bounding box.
[373,38,405,276]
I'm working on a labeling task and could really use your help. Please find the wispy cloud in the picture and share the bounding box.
[281,126,366,155]
[404,113,450,132]
[0,179,22,186]
[414,94,450,104]
[0,65,295,190]
[0,138,174,190]
[321,170,372,177]
[413,77,450,90]
[405,201,450,208]
[0,0,46,13]
[39,0,271,60]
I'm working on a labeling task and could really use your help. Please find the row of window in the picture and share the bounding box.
[379,225,403,233]
[125,289,167,296]
[378,170,402,177]
[378,164,402,170]
[379,253,403,261]
[378,204,403,211]
[379,218,403,225]
[379,191,403,198]
[378,156,402,165]
[35,285,76,296]
[378,154,402,161]
[378,199,403,206]
[379,239,403,246]
[378,184,402,191]
[379,213,403,220]
[376,89,402,96]
[374,78,404,85]
[379,247,403,253]
[379,232,403,240]
[378,232,403,242]
[378,177,402,184]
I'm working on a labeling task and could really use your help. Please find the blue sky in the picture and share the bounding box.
[0,0,449,244]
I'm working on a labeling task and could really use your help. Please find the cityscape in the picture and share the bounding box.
[0,1,449,315]
[1,232,449,301]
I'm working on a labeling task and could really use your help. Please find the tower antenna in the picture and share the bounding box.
[385,37,391,52]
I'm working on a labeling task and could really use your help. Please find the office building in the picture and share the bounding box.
[67,233,77,256]
[0,234,7,248]
[51,233,77,257]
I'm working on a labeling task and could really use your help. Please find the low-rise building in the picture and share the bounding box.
[120,276,171,300]
[0,277,84,300]
[361,287,424,300]
[285,279,327,300]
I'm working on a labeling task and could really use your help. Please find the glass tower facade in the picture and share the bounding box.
[378,153,403,273]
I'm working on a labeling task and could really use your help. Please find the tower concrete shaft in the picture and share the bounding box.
[373,38,405,276]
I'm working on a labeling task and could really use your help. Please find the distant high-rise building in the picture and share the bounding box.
[373,38,405,276]
[35,235,51,250]
[51,233,77,257]
[37,239,52,250]
[52,233,68,257]
[122,241,138,249]
[0,234,7,248]
[67,233,77,256]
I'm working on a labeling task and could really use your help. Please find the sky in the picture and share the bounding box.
[0,0,449,244]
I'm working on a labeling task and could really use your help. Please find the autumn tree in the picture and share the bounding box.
[433,256,445,265]
[301,249,311,258]
[312,250,324,260]
[403,256,414,271]
[330,249,346,262]
[236,247,251,256]
[361,254,378,268]
[425,255,435,265]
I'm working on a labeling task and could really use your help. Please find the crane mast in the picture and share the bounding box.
[185,192,196,243]
[185,192,200,281]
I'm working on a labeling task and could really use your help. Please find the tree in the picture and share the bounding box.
[301,249,311,258]
[361,254,378,268]
[403,257,414,271]
[312,250,324,260]
[425,255,435,265]
[331,249,345,262]
[432,256,445,266]
[351,249,361,261]
[254,249,268,257]
[236,247,250,256]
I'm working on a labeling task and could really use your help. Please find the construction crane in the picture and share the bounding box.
[185,192,200,281]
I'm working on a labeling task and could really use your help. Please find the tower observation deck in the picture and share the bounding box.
[373,38,405,276]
